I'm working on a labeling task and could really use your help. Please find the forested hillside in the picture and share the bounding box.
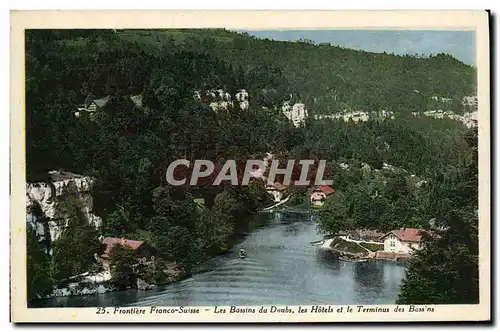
[118,28,476,113]
[25,29,478,303]
[26,28,476,178]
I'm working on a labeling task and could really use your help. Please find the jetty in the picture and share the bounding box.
[260,196,291,212]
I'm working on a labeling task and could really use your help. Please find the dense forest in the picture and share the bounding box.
[26,29,478,304]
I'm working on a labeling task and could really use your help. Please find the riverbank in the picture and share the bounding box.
[36,262,189,302]
[31,209,407,308]
[36,201,272,303]
[321,236,410,262]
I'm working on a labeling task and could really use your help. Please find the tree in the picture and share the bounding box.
[151,186,198,232]
[317,191,356,235]
[397,129,478,304]
[196,191,236,255]
[51,188,103,280]
[109,245,137,289]
[27,227,53,302]
[161,225,195,271]
[103,205,133,237]
[24,29,477,288]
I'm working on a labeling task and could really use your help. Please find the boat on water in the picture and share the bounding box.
[339,256,367,263]
[239,249,247,259]
[310,239,325,246]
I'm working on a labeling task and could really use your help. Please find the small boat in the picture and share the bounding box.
[339,256,367,263]
[239,249,247,259]
[310,239,325,246]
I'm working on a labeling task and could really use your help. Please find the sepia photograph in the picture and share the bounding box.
[10,10,490,322]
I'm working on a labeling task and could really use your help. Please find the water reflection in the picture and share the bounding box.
[32,211,406,308]
[283,222,299,236]
[354,261,384,289]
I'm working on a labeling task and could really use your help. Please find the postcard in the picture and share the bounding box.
[10,10,490,323]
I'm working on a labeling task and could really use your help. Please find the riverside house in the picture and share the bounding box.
[99,237,158,272]
[309,185,335,207]
[266,182,287,203]
[379,228,429,254]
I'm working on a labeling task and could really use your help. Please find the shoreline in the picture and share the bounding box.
[34,208,267,303]
[320,236,411,262]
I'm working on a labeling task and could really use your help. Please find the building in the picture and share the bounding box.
[266,182,287,203]
[99,237,158,272]
[235,89,249,102]
[84,96,111,114]
[309,185,335,207]
[379,228,429,254]
[345,229,385,242]
[470,111,478,127]
[75,94,143,117]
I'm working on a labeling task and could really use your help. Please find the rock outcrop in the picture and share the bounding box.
[136,278,155,291]
[282,102,308,127]
[26,170,102,250]
[48,281,116,298]
[194,88,250,112]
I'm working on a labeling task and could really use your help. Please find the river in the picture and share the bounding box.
[33,210,407,307]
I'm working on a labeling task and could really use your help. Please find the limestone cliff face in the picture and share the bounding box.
[194,88,250,112]
[26,171,102,250]
[282,102,308,127]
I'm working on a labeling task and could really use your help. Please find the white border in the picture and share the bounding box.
[5,6,493,327]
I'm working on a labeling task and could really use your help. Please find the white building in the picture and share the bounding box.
[235,89,249,102]
[379,228,428,254]
[309,185,335,207]
[266,182,287,203]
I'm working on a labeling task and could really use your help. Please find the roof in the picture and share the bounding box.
[351,229,385,239]
[380,228,427,242]
[313,185,335,195]
[88,95,144,109]
[267,182,287,191]
[93,96,110,107]
[102,237,144,254]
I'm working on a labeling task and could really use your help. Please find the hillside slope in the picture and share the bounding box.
[117,28,477,114]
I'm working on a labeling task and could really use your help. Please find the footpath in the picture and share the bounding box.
[260,196,291,212]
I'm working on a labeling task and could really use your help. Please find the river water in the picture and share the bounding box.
[33,210,407,307]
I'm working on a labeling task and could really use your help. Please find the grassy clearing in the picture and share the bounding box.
[330,238,367,254]
[284,194,310,210]
[362,242,384,252]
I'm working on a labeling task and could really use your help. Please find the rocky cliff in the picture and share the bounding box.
[26,170,102,253]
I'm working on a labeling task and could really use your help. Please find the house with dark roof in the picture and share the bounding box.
[99,237,158,272]
[87,96,111,113]
[379,228,430,254]
[74,94,143,118]
[309,185,335,207]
